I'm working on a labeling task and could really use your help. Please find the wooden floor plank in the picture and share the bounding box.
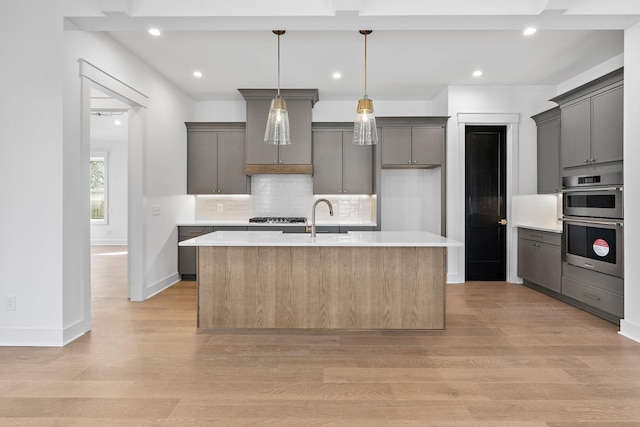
[0,246,638,424]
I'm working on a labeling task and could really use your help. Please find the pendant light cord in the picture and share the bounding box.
[364,32,367,97]
[277,32,281,98]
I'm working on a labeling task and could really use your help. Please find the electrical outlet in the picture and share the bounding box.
[152,205,161,216]
[217,203,223,212]
[4,296,16,311]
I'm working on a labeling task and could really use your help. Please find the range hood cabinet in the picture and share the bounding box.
[239,88,319,175]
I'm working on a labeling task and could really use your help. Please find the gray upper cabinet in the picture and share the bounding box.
[186,123,248,195]
[240,89,319,165]
[561,99,591,169]
[411,127,445,165]
[313,127,372,194]
[312,131,342,193]
[592,85,623,165]
[551,68,623,170]
[532,107,561,194]
[380,121,446,167]
[381,127,412,165]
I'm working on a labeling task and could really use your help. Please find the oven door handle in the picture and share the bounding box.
[561,186,622,193]
[561,216,623,227]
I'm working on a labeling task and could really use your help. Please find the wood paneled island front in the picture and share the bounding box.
[180,231,462,330]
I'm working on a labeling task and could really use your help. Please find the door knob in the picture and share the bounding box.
[498,219,508,225]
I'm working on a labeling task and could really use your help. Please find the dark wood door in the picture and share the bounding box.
[465,126,507,281]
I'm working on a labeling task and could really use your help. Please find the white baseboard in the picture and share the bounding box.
[63,317,91,345]
[619,319,640,344]
[447,273,465,284]
[0,328,64,347]
[91,240,128,245]
[142,272,181,301]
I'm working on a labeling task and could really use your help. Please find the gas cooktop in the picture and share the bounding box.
[249,217,307,224]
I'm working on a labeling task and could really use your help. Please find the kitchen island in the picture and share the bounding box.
[179,231,462,330]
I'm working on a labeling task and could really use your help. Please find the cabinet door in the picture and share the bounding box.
[381,127,412,165]
[217,131,248,194]
[560,99,591,169]
[312,131,343,194]
[342,131,373,194]
[537,116,561,194]
[517,238,538,283]
[187,131,218,194]
[412,127,445,165]
[591,85,623,165]
[537,242,561,293]
[245,99,279,164]
[278,99,313,164]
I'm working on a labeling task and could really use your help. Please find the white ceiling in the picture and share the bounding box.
[65,0,640,102]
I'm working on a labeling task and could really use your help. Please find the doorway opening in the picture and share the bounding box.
[89,88,130,298]
[465,125,507,281]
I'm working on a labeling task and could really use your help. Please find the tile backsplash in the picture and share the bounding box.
[194,174,374,223]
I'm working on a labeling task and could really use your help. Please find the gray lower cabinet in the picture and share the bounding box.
[178,226,247,280]
[532,107,561,194]
[313,128,373,194]
[561,262,624,321]
[380,125,445,167]
[517,228,561,293]
[186,123,248,194]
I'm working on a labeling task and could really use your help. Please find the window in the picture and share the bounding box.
[90,153,108,224]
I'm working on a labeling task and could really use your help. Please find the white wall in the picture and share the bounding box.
[0,0,196,346]
[621,23,640,343]
[445,85,557,283]
[194,99,434,123]
[0,0,65,345]
[64,29,196,304]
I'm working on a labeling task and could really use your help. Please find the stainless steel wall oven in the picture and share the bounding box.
[562,172,623,279]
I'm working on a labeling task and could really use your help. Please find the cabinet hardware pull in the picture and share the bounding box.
[407,160,411,164]
[590,158,595,163]
[584,159,590,163]
[583,292,601,301]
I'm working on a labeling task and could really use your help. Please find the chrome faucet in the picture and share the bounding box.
[311,198,334,237]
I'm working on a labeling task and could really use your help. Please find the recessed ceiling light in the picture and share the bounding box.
[472,70,483,77]
[332,72,341,79]
[148,28,161,36]
[114,120,121,126]
[523,27,537,36]
[193,71,203,78]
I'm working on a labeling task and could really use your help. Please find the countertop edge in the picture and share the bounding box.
[516,224,563,234]
[179,230,463,248]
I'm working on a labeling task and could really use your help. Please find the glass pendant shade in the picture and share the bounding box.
[353,97,378,145]
[353,30,377,145]
[264,30,291,145]
[264,97,291,145]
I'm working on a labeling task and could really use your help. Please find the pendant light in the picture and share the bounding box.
[264,30,291,145]
[353,30,378,145]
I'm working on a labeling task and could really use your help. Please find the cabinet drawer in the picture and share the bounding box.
[562,277,624,318]
[518,228,561,246]
[179,226,214,240]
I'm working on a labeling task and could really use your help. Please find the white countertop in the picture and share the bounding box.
[179,230,463,248]
[178,221,377,227]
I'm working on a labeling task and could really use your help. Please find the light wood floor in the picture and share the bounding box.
[0,245,639,426]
